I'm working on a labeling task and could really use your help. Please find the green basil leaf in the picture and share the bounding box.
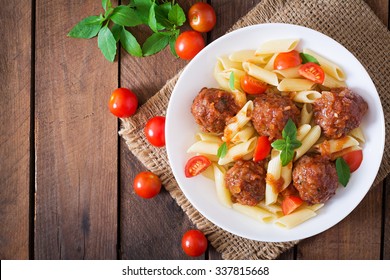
[282,119,297,139]
[168,3,186,26]
[120,28,142,57]
[289,139,302,150]
[111,24,122,42]
[280,148,294,166]
[104,7,114,19]
[169,35,178,57]
[271,139,286,151]
[148,3,158,32]
[300,53,320,65]
[155,2,174,29]
[229,72,235,90]
[102,0,112,11]
[336,157,351,187]
[111,6,142,27]
[133,0,153,24]
[217,142,228,158]
[142,33,169,56]
[67,16,102,39]
[98,26,117,62]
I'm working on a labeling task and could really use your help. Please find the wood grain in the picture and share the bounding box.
[383,179,390,259]
[0,0,32,259]
[34,0,118,259]
[118,0,198,260]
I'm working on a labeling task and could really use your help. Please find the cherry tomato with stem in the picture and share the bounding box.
[274,50,302,70]
[342,149,363,172]
[281,195,303,215]
[185,155,211,178]
[298,62,325,84]
[188,2,216,33]
[253,136,271,162]
[144,116,165,147]
[133,171,162,199]
[175,31,205,60]
[108,88,138,118]
[181,229,208,257]
[240,74,268,95]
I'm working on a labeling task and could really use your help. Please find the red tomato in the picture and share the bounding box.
[274,50,302,70]
[298,62,325,84]
[253,136,271,162]
[188,2,216,33]
[240,74,268,95]
[282,195,303,215]
[181,229,208,257]
[133,171,162,199]
[175,31,205,60]
[144,116,165,147]
[185,155,211,178]
[342,149,363,172]
[108,88,138,118]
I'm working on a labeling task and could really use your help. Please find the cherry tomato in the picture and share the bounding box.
[185,155,211,178]
[133,171,162,199]
[108,88,138,118]
[188,2,216,33]
[298,62,325,84]
[342,149,363,172]
[253,136,271,162]
[175,31,205,60]
[181,229,208,257]
[281,195,303,215]
[240,74,268,95]
[144,116,165,147]
[273,50,302,70]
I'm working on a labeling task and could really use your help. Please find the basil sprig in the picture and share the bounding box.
[271,119,302,166]
[229,72,235,91]
[335,157,351,187]
[68,0,186,62]
[217,142,228,159]
[300,52,320,65]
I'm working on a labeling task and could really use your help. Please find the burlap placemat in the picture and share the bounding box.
[120,0,390,260]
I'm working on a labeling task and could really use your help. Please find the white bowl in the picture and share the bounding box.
[166,23,385,242]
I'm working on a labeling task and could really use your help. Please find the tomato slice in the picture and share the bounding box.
[185,155,211,178]
[298,62,325,84]
[253,136,271,162]
[282,195,303,215]
[240,74,268,95]
[342,149,363,173]
[274,50,302,70]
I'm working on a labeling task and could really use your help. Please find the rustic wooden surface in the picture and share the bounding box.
[0,0,388,260]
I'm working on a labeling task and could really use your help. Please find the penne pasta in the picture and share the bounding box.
[265,153,282,205]
[257,201,283,216]
[187,141,220,156]
[277,78,315,91]
[242,62,279,86]
[223,100,253,143]
[232,203,276,223]
[329,145,362,161]
[303,48,346,81]
[232,89,247,108]
[255,38,299,55]
[217,55,243,70]
[292,90,322,103]
[294,125,321,160]
[196,132,223,144]
[275,208,317,229]
[322,73,347,88]
[296,124,312,141]
[273,66,301,78]
[213,164,232,208]
[231,124,255,144]
[317,136,359,155]
[300,103,313,126]
[229,50,272,64]
[280,161,292,192]
[264,53,278,71]
[201,164,215,180]
[349,127,366,143]
[214,62,231,91]
[218,137,257,165]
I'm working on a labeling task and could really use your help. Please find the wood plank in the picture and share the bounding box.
[365,0,389,26]
[0,0,32,260]
[34,0,118,259]
[119,0,199,260]
[383,178,390,259]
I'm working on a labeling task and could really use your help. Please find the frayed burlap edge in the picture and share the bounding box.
[119,0,390,260]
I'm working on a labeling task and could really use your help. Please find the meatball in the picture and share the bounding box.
[313,88,368,139]
[292,154,339,204]
[251,94,300,141]
[225,160,266,206]
[191,87,240,134]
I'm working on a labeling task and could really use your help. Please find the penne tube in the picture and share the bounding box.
[292,90,322,103]
[214,62,231,91]
[300,103,313,126]
[213,164,232,208]
[294,125,321,160]
[322,73,347,88]
[277,78,315,91]
[196,132,223,144]
[232,89,247,108]
[257,201,283,216]
[275,208,317,229]
[349,127,365,143]
[201,164,215,180]
[255,38,299,55]
[229,50,272,64]
[265,154,283,205]
[273,66,301,78]
[303,48,346,81]
[264,53,278,71]
[223,100,253,142]
[217,55,243,70]
[280,161,292,192]
[231,125,255,144]
[232,203,276,223]
[317,136,359,155]
[242,62,279,86]
[329,145,362,161]
[305,203,324,212]
[187,141,220,156]
[296,124,312,141]
[218,137,257,165]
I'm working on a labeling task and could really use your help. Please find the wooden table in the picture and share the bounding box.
[1,0,389,260]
